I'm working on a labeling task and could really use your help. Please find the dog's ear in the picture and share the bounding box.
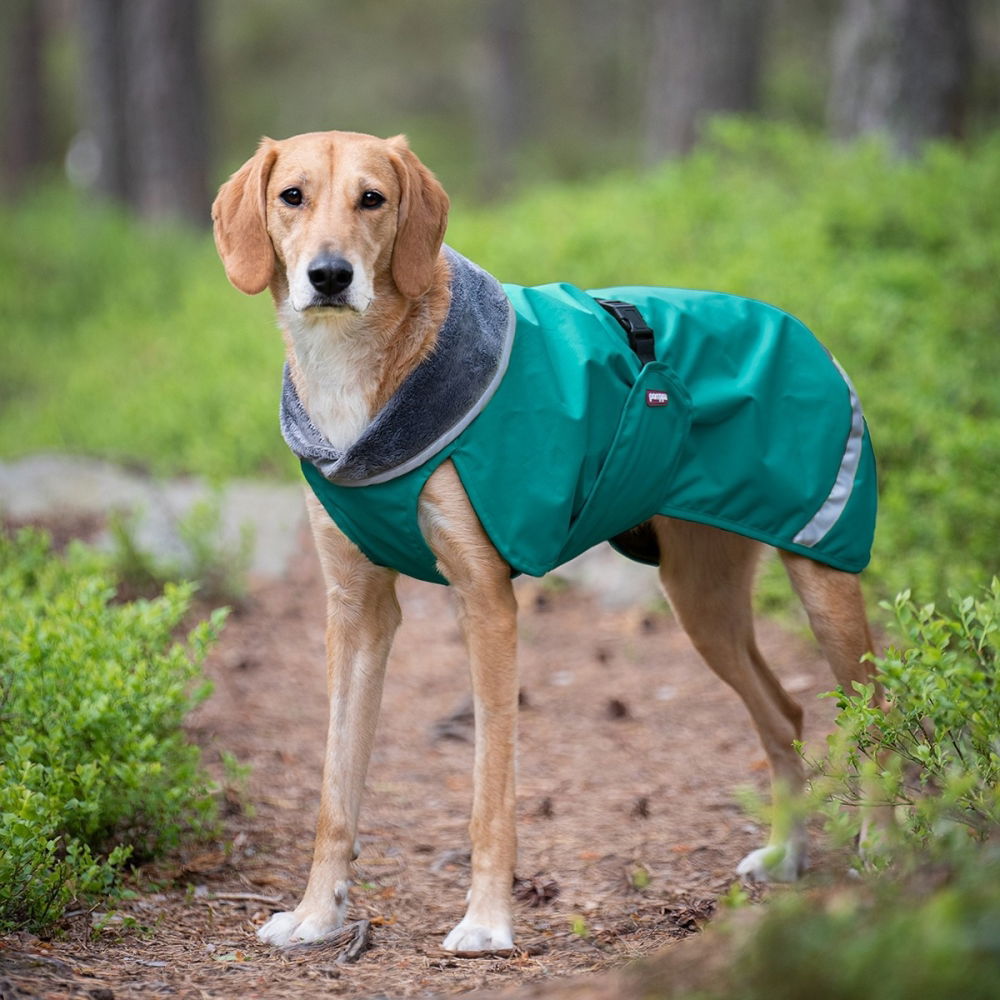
[388,136,450,300]
[211,139,278,295]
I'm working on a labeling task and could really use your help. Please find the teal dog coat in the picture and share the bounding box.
[281,248,876,584]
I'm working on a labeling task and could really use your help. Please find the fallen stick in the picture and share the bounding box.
[201,891,285,905]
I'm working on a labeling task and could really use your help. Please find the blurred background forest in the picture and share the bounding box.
[3,0,1000,212]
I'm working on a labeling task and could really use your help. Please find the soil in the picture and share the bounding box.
[0,522,842,1000]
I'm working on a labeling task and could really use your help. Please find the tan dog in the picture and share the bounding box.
[212,130,875,953]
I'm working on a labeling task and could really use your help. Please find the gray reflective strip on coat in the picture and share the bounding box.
[793,358,866,548]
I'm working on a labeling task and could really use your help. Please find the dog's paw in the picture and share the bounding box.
[442,916,514,954]
[737,841,807,883]
[258,908,343,947]
[257,886,350,947]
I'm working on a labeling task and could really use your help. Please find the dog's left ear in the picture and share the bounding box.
[212,138,278,295]
[388,136,450,300]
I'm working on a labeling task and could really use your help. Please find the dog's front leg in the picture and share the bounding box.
[258,498,400,947]
[421,464,519,953]
[443,574,518,953]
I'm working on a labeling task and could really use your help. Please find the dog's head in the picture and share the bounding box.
[211,131,450,312]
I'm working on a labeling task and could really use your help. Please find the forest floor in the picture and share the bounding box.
[0,519,843,1000]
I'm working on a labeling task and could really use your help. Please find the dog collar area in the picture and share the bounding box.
[280,246,515,486]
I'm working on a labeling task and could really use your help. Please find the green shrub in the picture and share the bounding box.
[811,579,1000,853]
[656,581,1000,1000]
[725,846,1000,1000]
[0,188,289,481]
[108,490,255,604]
[0,529,226,932]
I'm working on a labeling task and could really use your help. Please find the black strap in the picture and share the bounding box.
[596,298,656,366]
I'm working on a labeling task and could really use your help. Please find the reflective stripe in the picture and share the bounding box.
[793,358,865,548]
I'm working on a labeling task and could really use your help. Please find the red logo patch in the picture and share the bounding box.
[645,389,669,407]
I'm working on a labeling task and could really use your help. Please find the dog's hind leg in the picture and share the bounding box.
[653,517,809,881]
[258,494,401,947]
[421,462,519,953]
[778,551,875,694]
[779,551,886,856]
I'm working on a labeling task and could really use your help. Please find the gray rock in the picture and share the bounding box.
[0,454,307,581]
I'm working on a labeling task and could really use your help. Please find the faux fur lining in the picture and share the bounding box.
[280,246,515,486]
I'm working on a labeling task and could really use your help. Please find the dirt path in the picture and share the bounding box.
[1,530,840,999]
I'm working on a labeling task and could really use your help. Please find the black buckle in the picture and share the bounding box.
[596,299,656,366]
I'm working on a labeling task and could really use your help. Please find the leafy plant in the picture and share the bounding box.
[0,528,226,932]
[636,582,1000,1000]
[810,580,1000,853]
[178,494,255,602]
[108,491,254,603]
[727,846,1000,1000]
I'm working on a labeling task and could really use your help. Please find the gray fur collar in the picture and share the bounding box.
[280,246,515,486]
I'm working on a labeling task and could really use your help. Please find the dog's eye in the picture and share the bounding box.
[360,190,385,210]
[279,188,303,207]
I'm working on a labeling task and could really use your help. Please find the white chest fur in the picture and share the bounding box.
[281,306,375,452]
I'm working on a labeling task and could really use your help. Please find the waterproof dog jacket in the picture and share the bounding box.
[281,248,876,585]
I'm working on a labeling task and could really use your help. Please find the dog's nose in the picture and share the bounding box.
[307,255,354,296]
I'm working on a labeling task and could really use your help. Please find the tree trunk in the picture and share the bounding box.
[827,0,972,157]
[78,0,132,201]
[1,0,49,196]
[475,0,529,198]
[77,0,210,224]
[123,0,210,224]
[645,0,769,160]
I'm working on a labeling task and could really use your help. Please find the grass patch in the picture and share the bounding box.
[0,190,289,480]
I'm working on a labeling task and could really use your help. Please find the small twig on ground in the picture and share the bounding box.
[425,943,547,960]
[202,891,285,905]
[281,919,373,964]
[430,848,472,873]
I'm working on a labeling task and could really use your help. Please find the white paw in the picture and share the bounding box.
[258,908,341,946]
[737,842,807,883]
[442,916,514,954]
[257,886,350,947]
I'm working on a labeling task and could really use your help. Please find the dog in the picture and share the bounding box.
[212,130,876,953]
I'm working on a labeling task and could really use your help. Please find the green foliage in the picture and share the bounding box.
[725,847,1000,1000]
[176,494,255,602]
[0,187,290,480]
[812,580,1000,851]
[108,491,254,603]
[2,124,999,601]
[0,529,226,932]
[663,581,1000,1000]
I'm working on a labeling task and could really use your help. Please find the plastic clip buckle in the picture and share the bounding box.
[596,299,656,366]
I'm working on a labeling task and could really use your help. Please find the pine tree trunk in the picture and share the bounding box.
[124,0,210,224]
[1,0,49,195]
[645,0,768,160]
[476,0,529,197]
[78,0,210,224]
[78,0,132,202]
[827,0,971,157]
